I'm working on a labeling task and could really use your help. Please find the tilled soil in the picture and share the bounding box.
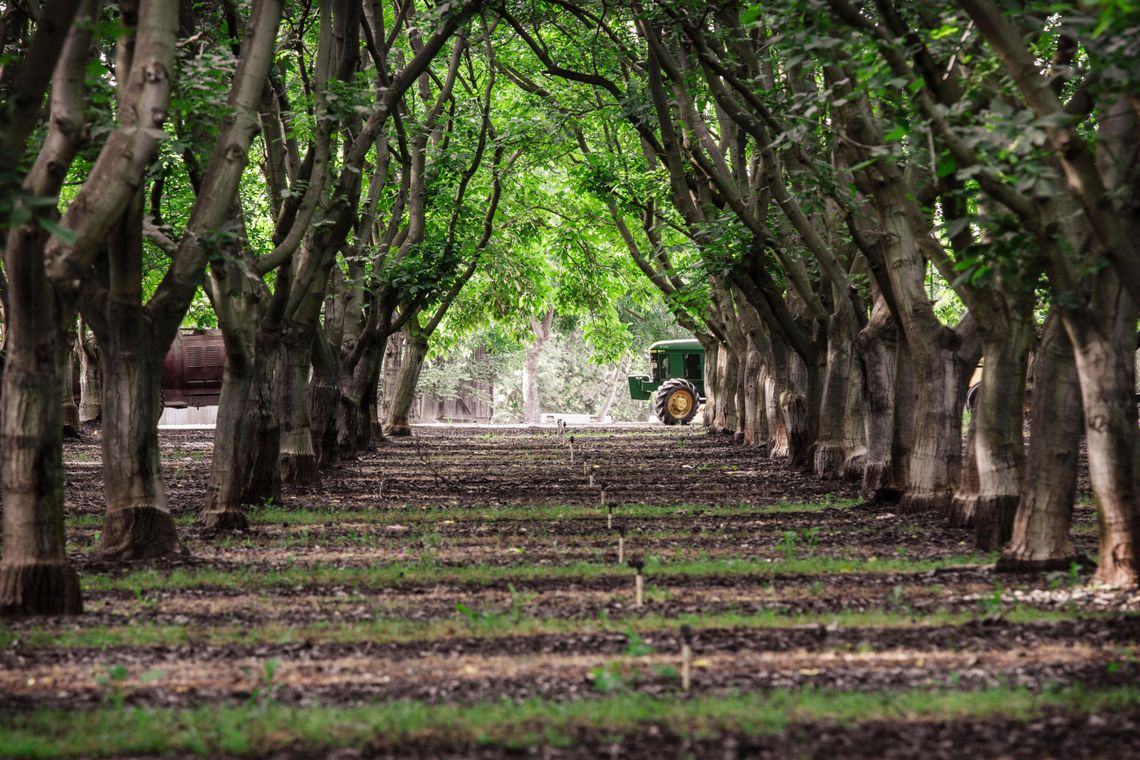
[2,424,1136,758]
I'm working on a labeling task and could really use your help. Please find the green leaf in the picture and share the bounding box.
[883,126,907,143]
[936,156,958,178]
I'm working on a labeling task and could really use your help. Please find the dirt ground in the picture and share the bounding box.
[1,424,1138,758]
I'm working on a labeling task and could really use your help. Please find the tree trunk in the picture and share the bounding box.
[59,323,79,436]
[309,330,340,467]
[952,411,980,528]
[0,226,82,615]
[385,330,428,436]
[596,357,625,423]
[842,352,867,480]
[963,313,1035,549]
[814,311,852,478]
[199,327,255,531]
[96,332,185,559]
[785,351,821,468]
[741,339,768,451]
[77,327,101,424]
[242,328,282,505]
[765,337,790,458]
[1064,279,1139,587]
[712,342,739,434]
[522,310,553,424]
[701,337,719,430]
[855,299,897,493]
[887,336,915,501]
[998,313,1081,572]
[276,322,319,486]
[379,331,402,424]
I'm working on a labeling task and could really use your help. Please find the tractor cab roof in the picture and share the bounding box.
[648,338,704,353]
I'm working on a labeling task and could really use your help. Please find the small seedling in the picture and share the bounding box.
[800,526,822,556]
[629,557,645,608]
[979,583,1005,617]
[590,661,627,693]
[624,627,656,656]
[680,624,694,692]
[776,530,798,560]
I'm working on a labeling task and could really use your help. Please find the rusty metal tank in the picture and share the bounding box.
[160,329,226,408]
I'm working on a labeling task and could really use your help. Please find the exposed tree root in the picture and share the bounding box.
[0,561,83,616]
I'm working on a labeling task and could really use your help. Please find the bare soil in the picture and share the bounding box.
[1,424,1136,758]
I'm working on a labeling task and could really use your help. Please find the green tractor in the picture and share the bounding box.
[627,339,705,425]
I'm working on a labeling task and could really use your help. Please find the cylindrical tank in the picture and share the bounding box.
[160,329,226,408]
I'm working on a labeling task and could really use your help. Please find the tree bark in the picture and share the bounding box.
[712,341,739,435]
[77,323,100,424]
[700,336,719,430]
[962,312,1035,549]
[0,225,82,615]
[1065,279,1139,587]
[385,329,428,436]
[276,321,320,486]
[814,309,853,478]
[998,312,1081,572]
[854,300,898,492]
[310,328,340,467]
[59,322,79,436]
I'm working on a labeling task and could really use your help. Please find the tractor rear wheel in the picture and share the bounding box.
[654,378,700,425]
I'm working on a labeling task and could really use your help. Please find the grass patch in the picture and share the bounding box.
[1,684,1137,757]
[0,603,1107,651]
[78,554,991,595]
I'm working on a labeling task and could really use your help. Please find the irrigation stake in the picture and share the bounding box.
[629,558,645,608]
[379,480,384,499]
[680,624,693,692]
[569,435,575,463]
[617,522,626,565]
[606,503,613,531]
[588,465,595,487]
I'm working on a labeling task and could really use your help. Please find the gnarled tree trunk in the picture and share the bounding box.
[276,321,320,486]
[855,298,897,493]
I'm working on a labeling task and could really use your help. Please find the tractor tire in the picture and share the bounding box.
[654,378,700,425]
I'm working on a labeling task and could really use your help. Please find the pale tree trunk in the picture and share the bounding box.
[998,313,1081,571]
[814,308,853,478]
[242,328,283,504]
[77,323,100,424]
[522,309,553,424]
[1065,278,1139,587]
[855,297,897,493]
[596,357,626,423]
[385,329,429,436]
[379,331,402,424]
[766,335,790,458]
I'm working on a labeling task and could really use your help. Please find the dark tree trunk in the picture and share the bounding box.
[998,313,1081,572]
[888,336,916,500]
[309,330,340,467]
[59,323,79,436]
[0,226,82,615]
[96,330,185,559]
[814,311,853,478]
[276,321,320,486]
